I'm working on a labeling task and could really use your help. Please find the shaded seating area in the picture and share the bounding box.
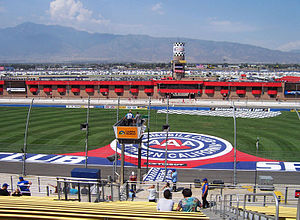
[0,197,209,219]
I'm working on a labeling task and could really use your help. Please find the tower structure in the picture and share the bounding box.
[172,42,186,79]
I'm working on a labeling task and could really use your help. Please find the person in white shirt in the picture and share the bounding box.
[147,184,157,202]
[157,189,174,211]
[124,110,134,126]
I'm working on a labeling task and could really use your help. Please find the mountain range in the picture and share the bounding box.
[0,22,300,63]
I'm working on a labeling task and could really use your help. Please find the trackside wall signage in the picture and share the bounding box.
[0,153,85,164]
[257,162,300,172]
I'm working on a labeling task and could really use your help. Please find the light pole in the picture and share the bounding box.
[164,95,170,181]
[114,96,121,182]
[22,98,34,176]
[232,102,237,185]
[84,96,90,168]
[253,137,259,201]
[146,96,151,173]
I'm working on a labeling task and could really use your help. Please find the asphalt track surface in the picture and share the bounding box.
[0,161,299,185]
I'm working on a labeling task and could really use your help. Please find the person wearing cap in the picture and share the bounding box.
[202,178,209,208]
[17,177,32,196]
[171,169,177,192]
[0,183,10,196]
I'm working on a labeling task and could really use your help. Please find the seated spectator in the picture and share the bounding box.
[147,184,157,202]
[81,186,89,195]
[176,188,202,212]
[12,188,22,197]
[0,183,10,196]
[17,177,32,196]
[157,189,174,211]
[69,185,78,195]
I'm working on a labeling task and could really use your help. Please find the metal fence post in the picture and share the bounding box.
[156,182,160,200]
[64,181,68,201]
[284,187,288,204]
[263,195,266,206]
[102,183,105,201]
[96,182,100,202]
[88,183,91,202]
[10,176,13,192]
[110,181,113,201]
[243,194,247,220]
[46,186,49,196]
[223,194,226,219]
[57,179,61,200]
[38,177,41,193]
[118,184,121,201]
[236,195,240,220]
[78,183,81,202]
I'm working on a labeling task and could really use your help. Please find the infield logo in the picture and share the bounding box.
[110,132,233,162]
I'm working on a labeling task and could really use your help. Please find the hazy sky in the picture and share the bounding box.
[0,0,299,51]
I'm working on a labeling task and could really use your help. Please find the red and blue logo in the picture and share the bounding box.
[110,132,233,162]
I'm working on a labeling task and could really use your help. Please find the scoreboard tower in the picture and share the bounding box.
[172,42,186,79]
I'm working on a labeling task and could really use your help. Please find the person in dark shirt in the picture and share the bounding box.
[124,110,134,126]
[12,188,22,197]
[0,183,10,196]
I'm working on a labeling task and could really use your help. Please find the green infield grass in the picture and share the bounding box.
[0,106,299,161]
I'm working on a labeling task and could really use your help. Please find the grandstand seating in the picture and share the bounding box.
[0,197,209,219]
[237,205,297,220]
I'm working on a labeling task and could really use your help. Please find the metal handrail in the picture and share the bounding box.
[223,193,241,220]
[242,192,279,220]
[212,192,279,220]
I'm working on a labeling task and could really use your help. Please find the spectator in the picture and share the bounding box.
[129,171,137,192]
[171,169,177,192]
[12,188,22,197]
[157,189,174,211]
[81,186,88,195]
[0,183,10,196]
[69,185,78,195]
[134,112,142,126]
[17,177,32,196]
[147,185,157,202]
[124,110,134,126]
[176,188,202,212]
[161,182,172,192]
[202,178,209,208]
